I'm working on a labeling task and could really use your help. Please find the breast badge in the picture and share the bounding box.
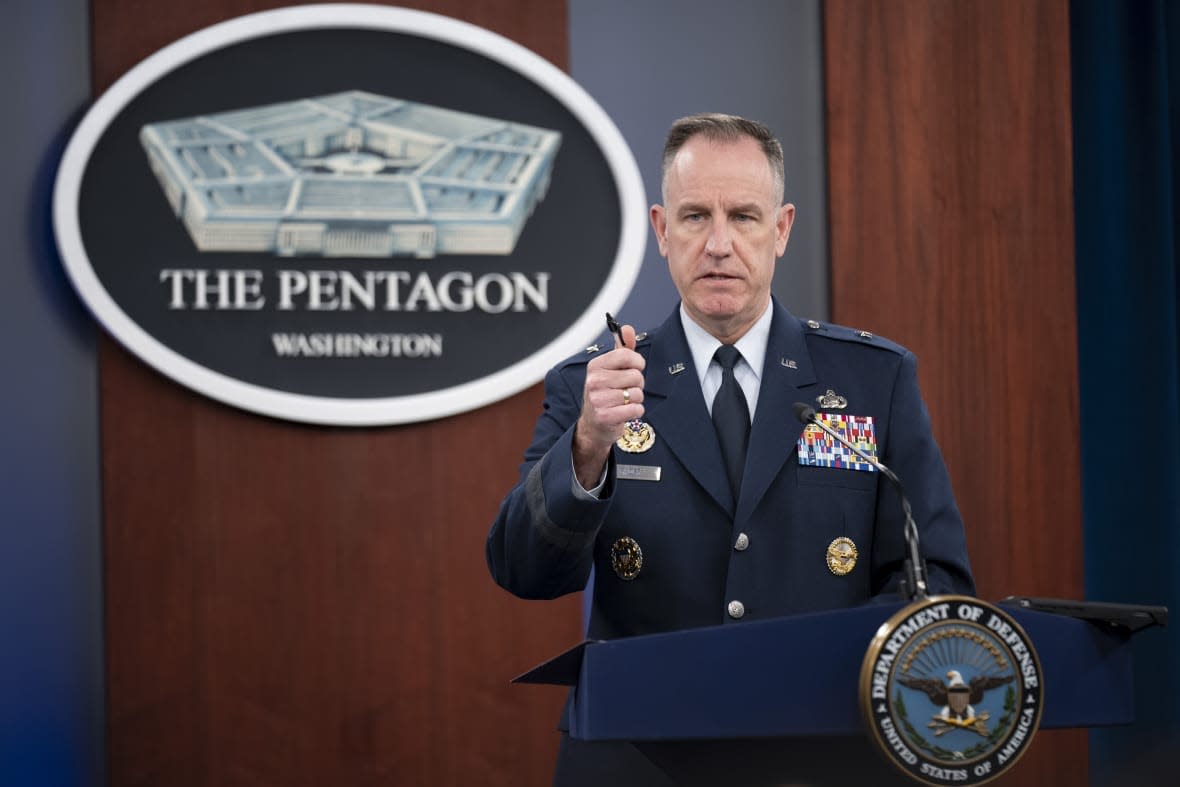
[860,596,1043,785]
[826,537,858,575]
[817,389,848,409]
[616,419,655,453]
[610,536,643,580]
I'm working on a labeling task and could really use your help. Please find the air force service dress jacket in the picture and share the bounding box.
[486,299,974,643]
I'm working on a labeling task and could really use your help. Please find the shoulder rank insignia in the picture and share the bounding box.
[616,419,655,453]
[817,389,848,409]
[610,536,643,580]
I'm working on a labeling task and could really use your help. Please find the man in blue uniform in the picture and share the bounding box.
[486,114,974,786]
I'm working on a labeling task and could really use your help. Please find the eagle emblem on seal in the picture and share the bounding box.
[899,669,1015,737]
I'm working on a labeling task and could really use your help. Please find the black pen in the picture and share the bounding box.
[605,312,625,347]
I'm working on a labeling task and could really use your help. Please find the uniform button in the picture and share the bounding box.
[734,532,749,551]
[727,600,745,619]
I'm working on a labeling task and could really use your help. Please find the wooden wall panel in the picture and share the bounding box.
[93,1,570,93]
[824,1,1083,784]
[92,2,578,786]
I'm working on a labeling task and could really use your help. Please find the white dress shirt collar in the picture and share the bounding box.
[680,300,773,416]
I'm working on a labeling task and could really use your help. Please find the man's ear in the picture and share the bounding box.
[775,203,796,256]
[650,204,669,256]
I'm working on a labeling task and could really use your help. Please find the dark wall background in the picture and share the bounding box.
[1072,1,1180,783]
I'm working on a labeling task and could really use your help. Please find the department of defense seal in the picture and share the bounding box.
[860,596,1043,786]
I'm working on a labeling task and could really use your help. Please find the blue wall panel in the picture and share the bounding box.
[569,0,830,327]
[0,1,104,785]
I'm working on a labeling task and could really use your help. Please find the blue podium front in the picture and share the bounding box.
[518,600,1139,785]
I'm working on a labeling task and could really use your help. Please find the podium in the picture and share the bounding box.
[518,601,1149,786]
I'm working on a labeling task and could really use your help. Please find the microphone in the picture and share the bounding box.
[792,402,929,600]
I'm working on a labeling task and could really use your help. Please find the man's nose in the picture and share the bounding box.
[705,221,732,256]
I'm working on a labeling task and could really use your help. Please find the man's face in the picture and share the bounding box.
[650,135,794,343]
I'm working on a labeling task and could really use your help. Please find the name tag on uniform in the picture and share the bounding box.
[797,414,878,472]
[617,464,661,482]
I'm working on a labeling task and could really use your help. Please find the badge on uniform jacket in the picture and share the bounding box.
[797,414,878,472]
[616,419,655,453]
[610,537,643,580]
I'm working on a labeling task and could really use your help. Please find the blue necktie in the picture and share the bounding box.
[712,345,750,497]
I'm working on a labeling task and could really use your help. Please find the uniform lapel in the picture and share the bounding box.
[735,303,818,524]
[640,311,735,514]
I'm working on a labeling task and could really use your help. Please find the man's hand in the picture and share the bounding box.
[573,323,645,490]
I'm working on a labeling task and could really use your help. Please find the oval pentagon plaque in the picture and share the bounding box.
[54,4,645,426]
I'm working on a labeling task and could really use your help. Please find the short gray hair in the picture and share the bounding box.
[661,113,785,202]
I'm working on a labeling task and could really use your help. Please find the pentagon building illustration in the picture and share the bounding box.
[140,91,562,258]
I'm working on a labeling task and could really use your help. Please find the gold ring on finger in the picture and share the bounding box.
[622,388,631,406]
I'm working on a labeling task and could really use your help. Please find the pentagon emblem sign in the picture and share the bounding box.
[860,596,1043,785]
[52,4,645,426]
